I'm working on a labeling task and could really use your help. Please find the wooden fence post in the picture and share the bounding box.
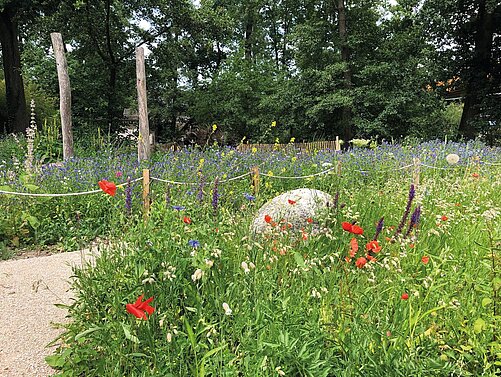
[251,166,260,196]
[143,168,150,220]
[50,32,74,160]
[136,47,151,162]
[335,136,341,151]
[413,157,421,187]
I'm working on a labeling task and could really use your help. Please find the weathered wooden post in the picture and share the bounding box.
[50,32,74,160]
[251,166,260,196]
[136,47,150,162]
[413,157,421,187]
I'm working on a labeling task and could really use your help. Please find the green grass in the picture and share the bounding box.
[41,146,500,376]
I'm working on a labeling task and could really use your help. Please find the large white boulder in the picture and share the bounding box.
[251,188,334,234]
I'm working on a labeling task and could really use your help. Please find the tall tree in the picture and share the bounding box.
[336,0,353,142]
[421,0,501,139]
[0,1,28,133]
[458,0,499,138]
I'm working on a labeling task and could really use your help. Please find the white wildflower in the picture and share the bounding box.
[482,208,499,221]
[205,259,214,268]
[191,268,204,282]
[275,366,286,376]
[241,261,250,273]
[166,332,172,343]
[222,302,232,315]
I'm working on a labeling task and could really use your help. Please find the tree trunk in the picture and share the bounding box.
[244,5,254,61]
[337,0,353,143]
[458,0,494,139]
[0,7,28,134]
[51,32,74,160]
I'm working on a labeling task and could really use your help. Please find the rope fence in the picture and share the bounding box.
[0,159,497,198]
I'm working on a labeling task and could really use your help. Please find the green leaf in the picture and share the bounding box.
[74,326,102,341]
[493,277,501,291]
[26,215,39,229]
[0,185,13,192]
[24,183,39,192]
[122,323,139,343]
[473,318,486,334]
[45,354,65,368]
[293,252,305,268]
[481,298,493,308]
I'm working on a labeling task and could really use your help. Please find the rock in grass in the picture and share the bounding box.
[251,188,333,234]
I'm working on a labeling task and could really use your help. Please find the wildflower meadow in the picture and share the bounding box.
[1,140,500,376]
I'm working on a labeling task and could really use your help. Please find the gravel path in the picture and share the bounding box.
[0,250,95,377]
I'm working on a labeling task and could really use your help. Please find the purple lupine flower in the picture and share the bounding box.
[172,205,185,211]
[125,176,132,216]
[212,177,219,214]
[373,217,384,241]
[405,206,421,238]
[395,184,415,237]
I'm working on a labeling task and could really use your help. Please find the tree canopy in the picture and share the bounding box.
[1,0,500,143]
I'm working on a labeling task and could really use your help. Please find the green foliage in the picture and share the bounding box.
[4,140,499,375]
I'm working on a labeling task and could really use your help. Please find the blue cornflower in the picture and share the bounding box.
[172,205,185,211]
[188,239,200,248]
[244,193,255,201]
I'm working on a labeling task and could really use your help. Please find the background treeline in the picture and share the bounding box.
[0,0,500,144]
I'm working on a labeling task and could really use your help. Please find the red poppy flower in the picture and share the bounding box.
[342,222,363,235]
[306,217,313,224]
[472,173,479,178]
[421,256,429,265]
[302,232,308,241]
[401,293,409,300]
[98,180,117,196]
[126,295,155,319]
[366,240,381,253]
[288,199,296,205]
[183,216,191,224]
[367,254,377,262]
[264,214,272,223]
[441,215,448,221]
[355,257,367,268]
[349,237,358,257]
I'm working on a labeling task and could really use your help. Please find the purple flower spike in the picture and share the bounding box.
[405,206,421,238]
[373,217,384,241]
[395,184,416,237]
